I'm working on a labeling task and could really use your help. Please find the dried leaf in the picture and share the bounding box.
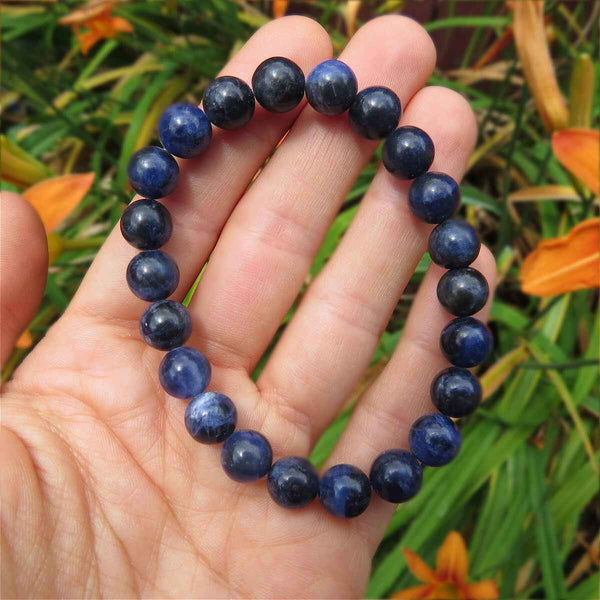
[552,128,599,194]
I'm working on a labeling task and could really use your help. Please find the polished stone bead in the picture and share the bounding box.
[159,346,211,399]
[437,267,489,317]
[158,103,212,158]
[221,430,273,482]
[382,126,434,179]
[428,219,480,269]
[267,456,319,509]
[252,57,305,113]
[409,172,460,224]
[203,76,255,130]
[185,391,237,444]
[319,464,371,518]
[409,413,462,467]
[139,300,192,351]
[369,449,423,504]
[440,317,493,368]
[430,367,482,418]
[127,146,179,199]
[305,59,358,116]
[349,86,401,140]
[120,199,172,250]
[126,250,179,301]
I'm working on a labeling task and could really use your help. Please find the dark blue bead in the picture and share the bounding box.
[221,430,273,483]
[437,267,489,317]
[158,103,212,158]
[120,199,172,250]
[126,250,179,302]
[159,346,211,399]
[319,464,371,518]
[408,172,460,224]
[382,126,434,179]
[185,391,237,444]
[349,86,401,140]
[431,367,482,418]
[428,219,481,269]
[203,76,255,130]
[440,317,493,368]
[127,146,179,199]
[139,300,192,351]
[305,59,358,116]
[369,449,423,503]
[252,57,305,113]
[409,413,461,467]
[267,456,319,509]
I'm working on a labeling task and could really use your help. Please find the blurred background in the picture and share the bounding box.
[1,1,598,598]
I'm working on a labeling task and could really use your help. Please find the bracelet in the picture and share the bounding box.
[120,56,492,519]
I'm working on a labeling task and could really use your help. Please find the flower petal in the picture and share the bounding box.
[403,549,437,583]
[16,330,33,349]
[391,583,434,599]
[461,580,499,599]
[436,531,469,584]
[552,128,599,194]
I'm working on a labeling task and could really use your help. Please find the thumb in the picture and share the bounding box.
[1,191,48,366]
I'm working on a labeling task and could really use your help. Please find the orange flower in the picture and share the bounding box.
[392,532,499,600]
[552,128,599,195]
[59,0,133,55]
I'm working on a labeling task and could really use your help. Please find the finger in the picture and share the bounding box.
[0,192,48,365]
[187,15,436,372]
[68,16,332,323]
[259,86,477,451]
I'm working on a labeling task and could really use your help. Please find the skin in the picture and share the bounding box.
[0,16,496,598]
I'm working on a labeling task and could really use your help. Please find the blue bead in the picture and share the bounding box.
[349,86,401,140]
[203,76,255,130]
[127,146,179,199]
[428,219,480,269]
[382,126,434,179]
[305,59,358,116]
[185,391,237,444]
[158,103,212,158]
[120,199,172,250]
[126,250,179,302]
[159,346,211,399]
[319,464,371,518]
[369,449,423,503]
[408,172,460,224]
[437,267,489,317]
[221,430,273,482]
[267,456,319,509]
[431,367,482,418]
[409,413,461,467]
[440,317,493,368]
[139,300,192,351]
[252,57,305,113]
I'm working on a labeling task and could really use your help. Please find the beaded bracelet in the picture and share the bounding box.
[120,56,492,519]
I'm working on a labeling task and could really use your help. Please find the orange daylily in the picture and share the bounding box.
[392,532,499,600]
[552,128,599,195]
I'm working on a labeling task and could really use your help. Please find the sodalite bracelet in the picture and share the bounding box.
[120,56,493,519]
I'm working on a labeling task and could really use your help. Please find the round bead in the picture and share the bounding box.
[369,449,423,503]
[252,57,305,113]
[127,146,179,199]
[440,317,493,368]
[139,300,192,351]
[158,103,212,158]
[382,126,434,179]
[126,250,179,302]
[428,219,481,269]
[267,456,319,509]
[159,346,211,399]
[408,172,460,224]
[120,199,173,250]
[437,267,489,317]
[305,59,358,116]
[409,413,462,467]
[203,76,255,130]
[319,464,371,518]
[349,86,401,140]
[185,392,237,444]
[221,430,273,483]
[431,367,482,418]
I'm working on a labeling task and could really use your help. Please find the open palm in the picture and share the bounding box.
[1,16,495,599]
